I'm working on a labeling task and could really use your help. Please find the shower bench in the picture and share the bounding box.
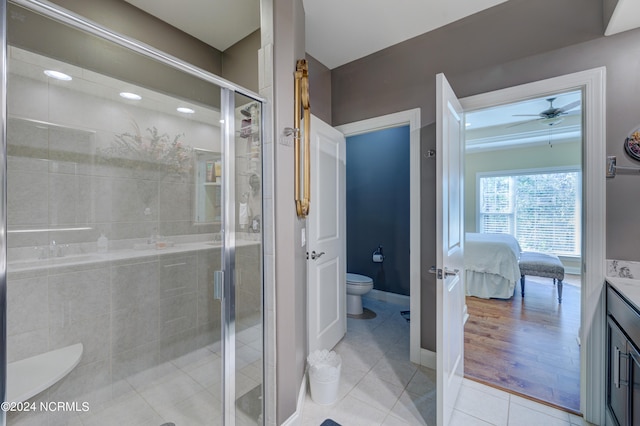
[7,343,83,403]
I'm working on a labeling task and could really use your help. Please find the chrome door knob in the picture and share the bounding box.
[444,268,459,277]
[428,266,459,279]
[310,251,325,260]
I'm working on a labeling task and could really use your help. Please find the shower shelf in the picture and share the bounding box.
[7,343,83,403]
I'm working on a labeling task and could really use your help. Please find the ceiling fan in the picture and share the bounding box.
[510,97,581,127]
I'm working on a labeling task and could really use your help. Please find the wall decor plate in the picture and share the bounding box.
[625,130,640,161]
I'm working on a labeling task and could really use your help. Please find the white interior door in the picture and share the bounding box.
[436,73,466,426]
[307,114,346,353]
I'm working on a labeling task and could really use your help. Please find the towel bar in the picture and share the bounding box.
[607,155,640,178]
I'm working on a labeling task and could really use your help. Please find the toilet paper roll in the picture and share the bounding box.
[372,253,384,263]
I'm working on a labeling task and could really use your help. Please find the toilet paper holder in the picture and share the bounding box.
[372,245,384,263]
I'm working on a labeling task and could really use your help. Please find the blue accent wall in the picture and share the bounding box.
[346,126,410,296]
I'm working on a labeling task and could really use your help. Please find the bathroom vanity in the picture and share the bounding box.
[606,278,640,426]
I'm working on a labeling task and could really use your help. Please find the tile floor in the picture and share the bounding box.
[300,297,595,426]
[9,298,595,426]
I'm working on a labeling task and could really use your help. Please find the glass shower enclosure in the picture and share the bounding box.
[0,1,264,425]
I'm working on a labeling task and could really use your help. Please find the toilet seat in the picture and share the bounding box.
[346,273,373,285]
[348,281,372,287]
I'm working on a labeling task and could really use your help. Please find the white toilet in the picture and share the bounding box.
[346,273,374,315]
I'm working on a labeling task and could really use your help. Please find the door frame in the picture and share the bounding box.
[459,67,606,422]
[336,108,422,364]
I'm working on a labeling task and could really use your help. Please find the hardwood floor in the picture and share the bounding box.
[464,275,581,414]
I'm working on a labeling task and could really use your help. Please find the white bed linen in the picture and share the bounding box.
[465,232,522,299]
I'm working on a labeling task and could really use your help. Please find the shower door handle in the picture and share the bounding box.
[214,270,224,300]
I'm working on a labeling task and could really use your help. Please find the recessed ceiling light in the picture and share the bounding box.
[44,70,72,81]
[465,122,472,127]
[177,107,195,114]
[119,92,142,100]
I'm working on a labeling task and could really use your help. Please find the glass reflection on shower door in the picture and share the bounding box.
[2,3,260,425]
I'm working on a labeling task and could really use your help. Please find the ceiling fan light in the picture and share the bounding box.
[541,117,564,127]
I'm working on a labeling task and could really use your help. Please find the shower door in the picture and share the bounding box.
[0,1,264,426]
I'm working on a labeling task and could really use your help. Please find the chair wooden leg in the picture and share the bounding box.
[520,275,525,297]
[557,280,563,303]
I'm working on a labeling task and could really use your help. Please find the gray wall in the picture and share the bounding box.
[50,0,260,94]
[307,54,332,124]
[328,0,640,350]
[271,0,308,423]
[222,29,261,93]
[50,0,223,76]
[603,0,619,30]
[331,0,603,126]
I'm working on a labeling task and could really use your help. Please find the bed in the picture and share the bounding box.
[465,232,522,299]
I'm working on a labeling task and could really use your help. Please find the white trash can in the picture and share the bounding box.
[307,349,342,405]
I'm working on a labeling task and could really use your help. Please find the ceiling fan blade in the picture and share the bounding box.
[506,118,541,128]
[558,100,581,113]
[512,114,541,117]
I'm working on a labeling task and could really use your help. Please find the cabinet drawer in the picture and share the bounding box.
[608,286,640,348]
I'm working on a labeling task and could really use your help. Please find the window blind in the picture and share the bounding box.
[478,170,580,256]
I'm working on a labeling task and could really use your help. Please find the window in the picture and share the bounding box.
[478,168,581,256]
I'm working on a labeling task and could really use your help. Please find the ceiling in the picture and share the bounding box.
[466,91,582,129]
[303,0,510,69]
[605,0,640,36]
[124,0,640,70]
[122,0,260,52]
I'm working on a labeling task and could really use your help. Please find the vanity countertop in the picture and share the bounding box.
[8,238,260,273]
[607,277,640,312]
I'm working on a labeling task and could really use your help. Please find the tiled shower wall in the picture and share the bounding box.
[8,248,222,404]
[7,51,221,255]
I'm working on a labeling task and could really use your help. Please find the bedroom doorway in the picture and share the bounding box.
[462,89,584,412]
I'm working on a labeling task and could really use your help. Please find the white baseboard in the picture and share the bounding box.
[420,348,436,369]
[281,377,307,426]
[564,266,581,275]
[365,289,410,306]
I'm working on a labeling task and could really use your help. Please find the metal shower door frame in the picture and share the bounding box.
[0,1,6,425]
[0,1,265,425]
